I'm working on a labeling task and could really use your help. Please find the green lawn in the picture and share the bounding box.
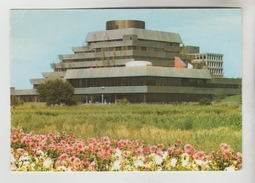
[11,96,242,154]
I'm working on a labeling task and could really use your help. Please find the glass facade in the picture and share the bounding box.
[68,76,238,89]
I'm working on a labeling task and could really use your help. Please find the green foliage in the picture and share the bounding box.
[11,96,24,107]
[36,79,77,106]
[199,98,212,105]
[116,97,129,105]
[238,85,242,104]
[11,103,242,153]
[192,60,206,69]
[213,90,227,102]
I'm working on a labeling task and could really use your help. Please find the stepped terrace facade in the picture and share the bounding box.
[11,20,241,103]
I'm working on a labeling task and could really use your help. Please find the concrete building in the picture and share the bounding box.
[191,53,224,77]
[11,20,241,103]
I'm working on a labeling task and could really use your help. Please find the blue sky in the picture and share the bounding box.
[10,8,242,89]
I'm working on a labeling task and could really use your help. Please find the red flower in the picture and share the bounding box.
[177,139,182,145]
[149,145,157,153]
[157,143,164,149]
[167,147,175,155]
[59,153,68,161]
[184,144,196,156]
[82,157,88,164]
[135,148,143,156]
[195,151,205,160]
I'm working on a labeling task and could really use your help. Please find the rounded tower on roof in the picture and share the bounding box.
[106,20,145,30]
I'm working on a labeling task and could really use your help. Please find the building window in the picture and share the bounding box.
[141,47,147,51]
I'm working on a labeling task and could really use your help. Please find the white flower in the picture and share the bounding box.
[170,158,177,167]
[225,166,236,171]
[149,153,155,158]
[137,155,145,161]
[114,148,122,160]
[10,164,17,171]
[157,166,162,171]
[19,154,30,165]
[10,153,16,163]
[112,160,121,170]
[43,158,53,168]
[155,155,163,165]
[57,166,68,171]
[181,153,190,160]
[162,151,168,159]
[37,150,45,157]
[10,153,17,171]
[134,160,144,167]
[182,159,189,167]
[195,160,204,166]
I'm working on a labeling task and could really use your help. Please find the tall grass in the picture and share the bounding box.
[11,102,242,154]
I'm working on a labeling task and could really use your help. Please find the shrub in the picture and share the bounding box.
[116,97,129,105]
[36,79,77,106]
[199,98,212,105]
[213,90,227,102]
[11,96,24,107]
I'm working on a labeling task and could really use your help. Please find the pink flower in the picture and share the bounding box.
[157,143,164,149]
[69,132,74,138]
[220,143,231,152]
[103,136,110,142]
[102,151,110,159]
[73,157,81,165]
[156,150,163,156]
[149,145,157,153]
[176,148,183,154]
[184,144,196,156]
[68,166,74,171]
[82,158,88,164]
[224,149,232,158]
[236,152,242,161]
[77,143,84,149]
[59,153,68,161]
[69,156,75,162]
[177,139,182,145]
[167,147,175,155]
[16,148,24,155]
[208,151,215,160]
[135,148,143,156]
[89,161,96,170]
[195,151,205,160]
[55,160,61,167]
[143,146,150,154]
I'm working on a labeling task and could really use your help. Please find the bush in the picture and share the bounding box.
[36,79,77,106]
[213,90,227,102]
[116,97,129,105]
[11,96,24,107]
[199,98,212,105]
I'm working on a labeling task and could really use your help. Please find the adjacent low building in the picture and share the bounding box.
[11,20,241,103]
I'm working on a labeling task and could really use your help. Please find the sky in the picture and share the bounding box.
[10,8,242,89]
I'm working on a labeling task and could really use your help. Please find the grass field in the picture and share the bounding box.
[11,96,242,154]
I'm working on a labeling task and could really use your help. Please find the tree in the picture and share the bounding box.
[213,90,227,102]
[11,95,24,108]
[192,59,206,69]
[199,98,212,105]
[36,79,77,106]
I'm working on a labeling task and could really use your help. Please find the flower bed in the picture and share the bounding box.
[10,130,242,171]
